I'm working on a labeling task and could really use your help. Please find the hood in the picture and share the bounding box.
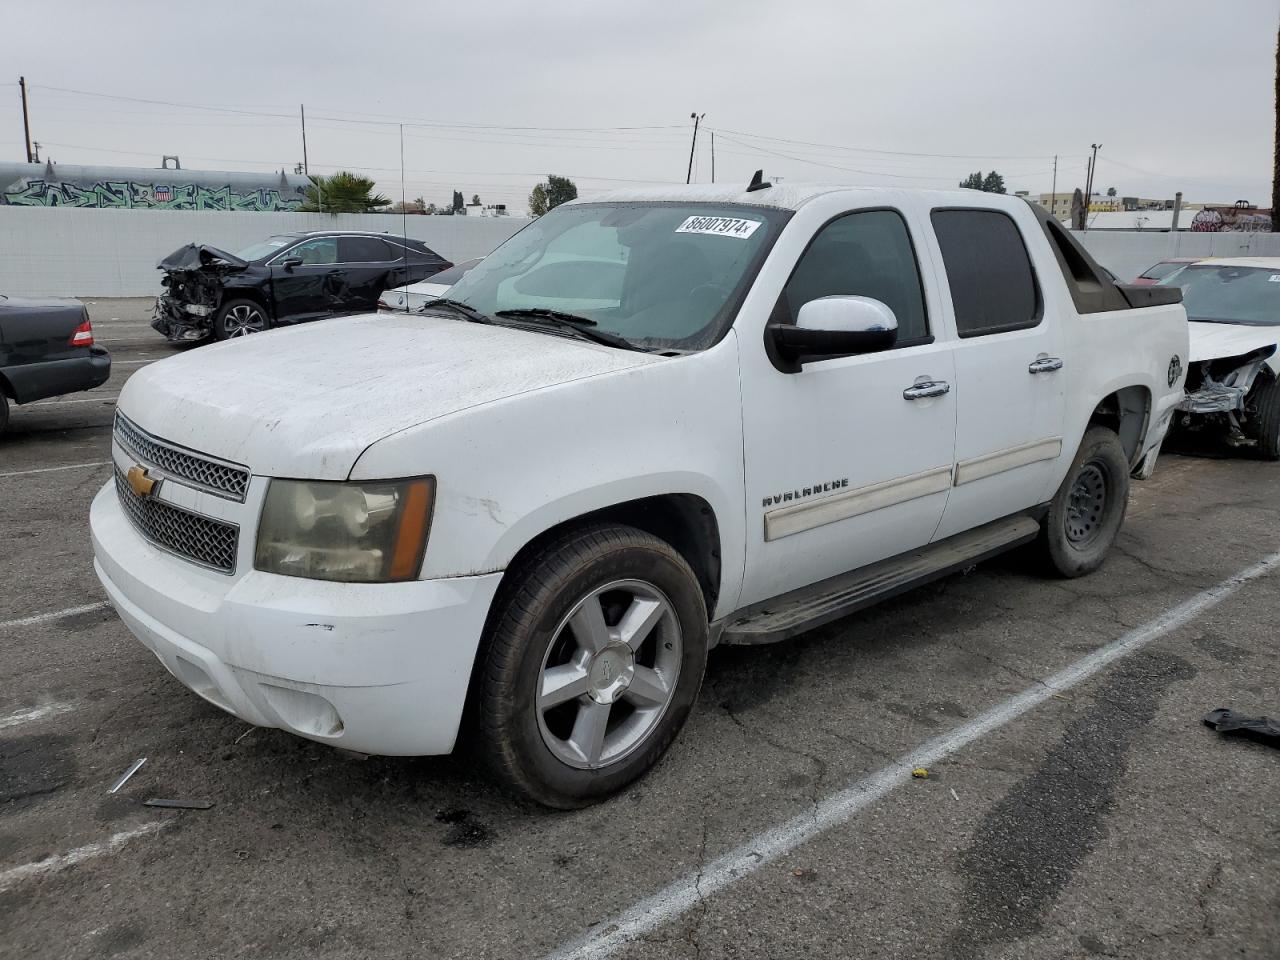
[1187,320,1280,363]
[157,243,249,272]
[117,313,660,479]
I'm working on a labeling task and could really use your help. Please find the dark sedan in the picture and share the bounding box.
[0,295,111,435]
[153,231,453,342]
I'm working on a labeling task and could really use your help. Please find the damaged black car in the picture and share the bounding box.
[153,231,452,342]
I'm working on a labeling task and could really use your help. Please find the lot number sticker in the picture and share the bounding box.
[675,215,762,239]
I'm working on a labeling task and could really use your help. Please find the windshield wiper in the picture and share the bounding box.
[420,297,493,324]
[494,308,643,351]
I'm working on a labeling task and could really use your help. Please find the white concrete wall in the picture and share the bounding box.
[1075,230,1280,283]
[5,204,1280,298]
[0,206,530,297]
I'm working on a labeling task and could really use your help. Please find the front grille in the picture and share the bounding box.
[114,412,249,501]
[114,467,239,574]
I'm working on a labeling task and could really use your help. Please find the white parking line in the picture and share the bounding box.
[29,395,118,406]
[0,601,110,630]
[0,702,75,731]
[546,549,1280,960]
[0,460,111,478]
[0,823,164,894]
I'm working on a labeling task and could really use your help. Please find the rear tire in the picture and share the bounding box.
[1247,374,1280,460]
[0,392,9,436]
[213,299,269,341]
[474,524,708,809]
[1038,426,1129,578]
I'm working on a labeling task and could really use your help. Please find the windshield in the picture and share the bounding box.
[236,236,297,261]
[440,202,789,350]
[1140,260,1188,281]
[1161,264,1280,326]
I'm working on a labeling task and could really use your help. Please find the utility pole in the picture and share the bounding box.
[710,131,715,183]
[300,104,309,175]
[18,76,33,163]
[1083,143,1101,228]
[31,141,40,163]
[1050,154,1057,216]
[686,112,704,184]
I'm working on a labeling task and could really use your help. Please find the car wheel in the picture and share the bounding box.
[214,299,269,340]
[474,524,708,808]
[1247,374,1280,460]
[1038,425,1129,578]
[0,391,9,436]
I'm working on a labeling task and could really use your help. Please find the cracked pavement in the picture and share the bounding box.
[2,301,1278,959]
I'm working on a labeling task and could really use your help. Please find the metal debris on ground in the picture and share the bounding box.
[950,788,960,802]
[911,767,929,779]
[143,798,215,810]
[108,758,147,793]
[1203,708,1280,748]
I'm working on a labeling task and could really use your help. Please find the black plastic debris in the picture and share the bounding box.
[1202,708,1280,748]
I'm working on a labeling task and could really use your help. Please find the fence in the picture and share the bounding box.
[0,206,530,297]
[4,204,1280,298]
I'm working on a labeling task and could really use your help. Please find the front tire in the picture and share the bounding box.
[1039,425,1129,578]
[474,524,708,808]
[1247,374,1280,460]
[0,392,9,436]
[213,299,269,341]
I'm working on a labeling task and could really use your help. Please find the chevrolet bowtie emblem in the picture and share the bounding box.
[126,464,158,498]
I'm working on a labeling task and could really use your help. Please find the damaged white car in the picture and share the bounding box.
[1165,258,1280,457]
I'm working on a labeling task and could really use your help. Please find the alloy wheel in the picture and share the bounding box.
[535,579,683,770]
[223,305,267,337]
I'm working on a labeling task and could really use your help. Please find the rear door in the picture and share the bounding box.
[927,206,1069,541]
[269,236,340,323]
[337,236,399,312]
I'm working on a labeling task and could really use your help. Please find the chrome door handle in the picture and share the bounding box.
[903,380,951,400]
[1029,357,1064,374]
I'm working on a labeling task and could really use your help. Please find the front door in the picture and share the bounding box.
[738,205,958,608]
[270,236,341,322]
[926,207,1068,541]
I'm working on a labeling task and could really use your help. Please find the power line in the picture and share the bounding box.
[707,125,1082,162]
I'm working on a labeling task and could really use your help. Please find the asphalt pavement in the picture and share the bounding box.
[2,300,1277,960]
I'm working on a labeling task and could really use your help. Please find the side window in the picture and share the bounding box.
[780,209,928,344]
[283,237,338,265]
[339,236,392,262]
[931,209,1040,337]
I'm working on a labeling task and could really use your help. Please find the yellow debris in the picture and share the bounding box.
[911,767,929,779]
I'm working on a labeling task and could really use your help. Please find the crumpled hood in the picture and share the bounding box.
[157,243,248,272]
[1187,320,1280,363]
[117,313,658,479]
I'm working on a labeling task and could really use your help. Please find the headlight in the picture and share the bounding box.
[255,477,435,583]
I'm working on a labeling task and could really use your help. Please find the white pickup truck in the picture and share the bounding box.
[91,180,1188,807]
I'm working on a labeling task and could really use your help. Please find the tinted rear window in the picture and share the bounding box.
[932,209,1040,337]
[340,236,391,262]
[1140,261,1187,281]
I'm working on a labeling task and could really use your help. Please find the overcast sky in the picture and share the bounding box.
[6,0,1277,212]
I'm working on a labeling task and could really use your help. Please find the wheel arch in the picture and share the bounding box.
[1087,384,1151,467]
[494,493,723,618]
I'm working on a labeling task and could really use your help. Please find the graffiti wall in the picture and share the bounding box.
[0,162,307,211]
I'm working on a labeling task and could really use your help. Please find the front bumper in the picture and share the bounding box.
[152,295,214,342]
[91,482,503,755]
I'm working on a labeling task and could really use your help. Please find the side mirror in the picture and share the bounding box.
[769,296,898,372]
[280,257,304,270]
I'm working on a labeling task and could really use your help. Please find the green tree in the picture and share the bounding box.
[452,190,465,213]
[1106,186,1117,197]
[297,171,391,214]
[529,183,549,217]
[546,174,578,208]
[959,170,1006,194]
[471,193,481,205]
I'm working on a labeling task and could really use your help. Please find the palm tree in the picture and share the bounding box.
[297,171,391,214]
